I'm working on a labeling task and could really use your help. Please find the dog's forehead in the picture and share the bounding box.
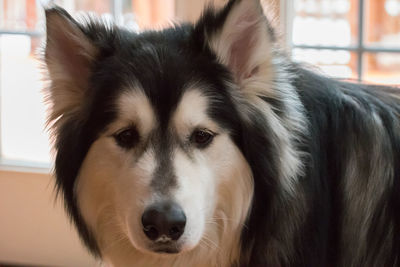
[120,43,195,125]
[109,32,233,136]
[115,85,212,134]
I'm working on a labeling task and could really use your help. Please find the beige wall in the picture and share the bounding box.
[175,0,227,22]
[0,170,97,267]
[175,0,280,23]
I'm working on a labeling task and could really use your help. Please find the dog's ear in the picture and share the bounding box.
[45,7,98,120]
[195,0,274,85]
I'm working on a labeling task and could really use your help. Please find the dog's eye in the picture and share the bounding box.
[114,128,139,149]
[191,129,214,148]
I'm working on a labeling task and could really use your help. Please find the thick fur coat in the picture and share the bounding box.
[44,0,400,266]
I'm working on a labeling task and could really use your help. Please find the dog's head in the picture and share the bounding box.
[45,0,300,264]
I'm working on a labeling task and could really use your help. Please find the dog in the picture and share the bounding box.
[43,0,400,266]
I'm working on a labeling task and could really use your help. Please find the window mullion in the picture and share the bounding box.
[111,0,123,25]
[281,0,294,52]
[0,33,2,163]
[357,0,365,82]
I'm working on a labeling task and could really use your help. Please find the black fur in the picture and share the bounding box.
[292,67,400,266]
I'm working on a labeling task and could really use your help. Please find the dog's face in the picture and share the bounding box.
[76,86,253,255]
[45,0,276,261]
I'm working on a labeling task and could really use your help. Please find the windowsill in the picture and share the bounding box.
[0,159,52,174]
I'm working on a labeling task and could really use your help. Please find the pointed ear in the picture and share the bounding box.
[197,0,274,85]
[45,7,98,120]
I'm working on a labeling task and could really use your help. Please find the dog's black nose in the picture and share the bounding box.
[141,201,186,241]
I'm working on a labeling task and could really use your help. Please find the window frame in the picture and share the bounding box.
[0,29,45,170]
[0,0,127,172]
[0,0,173,172]
[1,0,400,171]
[282,0,400,82]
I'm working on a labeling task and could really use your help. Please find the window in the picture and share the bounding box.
[0,0,174,168]
[1,0,49,167]
[1,0,399,169]
[285,0,400,85]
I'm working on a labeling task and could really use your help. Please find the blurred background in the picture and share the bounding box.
[0,0,399,266]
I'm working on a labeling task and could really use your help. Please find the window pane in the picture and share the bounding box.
[53,0,112,15]
[364,53,400,85]
[121,0,139,31]
[122,0,175,29]
[0,34,51,164]
[0,0,115,32]
[365,0,400,47]
[293,48,358,79]
[292,0,358,46]
[0,0,44,31]
[0,0,117,165]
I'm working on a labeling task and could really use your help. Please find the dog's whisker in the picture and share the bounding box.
[199,239,215,251]
[201,235,220,251]
[102,234,130,252]
[208,217,249,230]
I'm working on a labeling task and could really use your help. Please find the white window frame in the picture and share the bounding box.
[0,30,50,172]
